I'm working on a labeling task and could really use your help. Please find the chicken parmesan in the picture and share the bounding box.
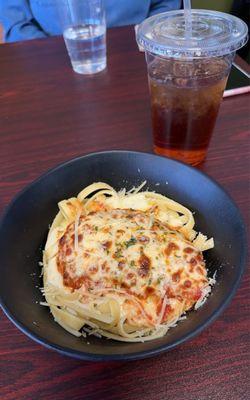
[42,182,215,342]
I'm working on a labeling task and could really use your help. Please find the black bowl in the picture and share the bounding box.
[0,151,247,361]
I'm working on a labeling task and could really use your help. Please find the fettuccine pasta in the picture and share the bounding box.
[41,182,214,342]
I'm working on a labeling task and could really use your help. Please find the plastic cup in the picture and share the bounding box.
[57,0,106,75]
[137,10,248,165]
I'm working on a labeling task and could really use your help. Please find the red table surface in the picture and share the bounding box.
[0,27,249,400]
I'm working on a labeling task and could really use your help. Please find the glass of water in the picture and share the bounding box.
[58,0,106,74]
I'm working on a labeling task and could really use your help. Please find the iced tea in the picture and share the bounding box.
[147,56,231,165]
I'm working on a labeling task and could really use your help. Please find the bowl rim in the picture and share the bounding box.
[0,150,247,361]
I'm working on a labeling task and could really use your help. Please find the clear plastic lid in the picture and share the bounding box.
[136,10,248,58]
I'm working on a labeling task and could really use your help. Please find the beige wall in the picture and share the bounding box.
[0,24,3,43]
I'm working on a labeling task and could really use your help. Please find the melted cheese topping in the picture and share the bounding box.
[56,208,207,327]
[43,182,214,342]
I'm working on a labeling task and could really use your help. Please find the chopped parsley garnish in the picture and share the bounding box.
[148,278,152,286]
[125,237,137,248]
[114,249,123,258]
[94,226,98,232]
[130,260,135,267]
[157,276,163,285]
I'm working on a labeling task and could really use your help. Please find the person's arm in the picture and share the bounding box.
[149,0,181,15]
[0,0,47,42]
